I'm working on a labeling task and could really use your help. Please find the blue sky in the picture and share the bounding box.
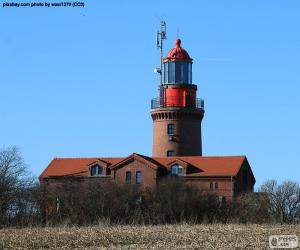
[1,1,299,187]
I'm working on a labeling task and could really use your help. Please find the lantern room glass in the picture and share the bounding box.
[163,61,192,84]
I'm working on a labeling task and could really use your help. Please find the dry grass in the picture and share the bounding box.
[0,224,299,249]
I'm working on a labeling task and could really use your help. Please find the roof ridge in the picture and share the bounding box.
[53,157,124,159]
[178,155,246,159]
[152,155,246,159]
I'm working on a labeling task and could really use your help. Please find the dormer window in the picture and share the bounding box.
[90,164,103,176]
[171,164,183,176]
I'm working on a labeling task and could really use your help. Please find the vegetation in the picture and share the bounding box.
[0,146,39,226]
[45,178,222,225]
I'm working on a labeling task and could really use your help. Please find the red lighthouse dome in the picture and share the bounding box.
[164,38,192,61]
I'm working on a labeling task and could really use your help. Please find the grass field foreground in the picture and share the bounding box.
[0,224,299,249]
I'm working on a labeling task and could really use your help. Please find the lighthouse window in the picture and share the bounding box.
[188,63,192,83]
[182,62,189,83]
[168,61,175,83]
[167,124,175,135]
[175,62,182,83]
[167,150,175,157]
[163,62,168,83]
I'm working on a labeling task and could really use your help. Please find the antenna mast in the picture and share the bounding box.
[156,21,167,85]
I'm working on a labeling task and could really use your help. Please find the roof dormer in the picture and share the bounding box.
[167,158,202,175]
[88,159,111,177]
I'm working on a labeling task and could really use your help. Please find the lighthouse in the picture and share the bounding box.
[151,36,204,157]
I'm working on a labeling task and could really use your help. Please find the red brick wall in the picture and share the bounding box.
[151,111,203,157]
[185,178,234,201]
[113,159,157,189]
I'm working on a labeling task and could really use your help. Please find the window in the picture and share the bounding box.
[163,62,168,83]
[210,182,213,189]
[188,63,192,84]
[175,61,182,83]
[171,164,183,176]
[215,182,218,189]
[91,165,103,176]
[126,171,131,184]
[167,150,175,157]
[168,61,175,83]
[136,171,142,184]
[167,124,175,135]
[182,62,189,83]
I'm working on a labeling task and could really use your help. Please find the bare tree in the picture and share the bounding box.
[259,180,300,222]
[0,146,35,225]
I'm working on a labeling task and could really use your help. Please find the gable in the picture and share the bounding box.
[236,158,256,185]
[110,153,160,171]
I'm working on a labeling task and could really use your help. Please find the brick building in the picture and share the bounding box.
[40,32,255,202]
[40,154,254,201]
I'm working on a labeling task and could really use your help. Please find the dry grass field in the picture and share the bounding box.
[0,224,299,249]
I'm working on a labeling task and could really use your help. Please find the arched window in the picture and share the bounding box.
[90,165,103,176]
[171,164,183,176]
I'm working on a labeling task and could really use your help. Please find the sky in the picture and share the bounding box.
[1,1,299,188]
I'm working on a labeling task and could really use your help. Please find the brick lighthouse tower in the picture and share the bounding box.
[151,24,204,157]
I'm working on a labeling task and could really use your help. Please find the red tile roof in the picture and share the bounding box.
[40,157,124,178]
[40,155,247,178]
[153,156,246,177]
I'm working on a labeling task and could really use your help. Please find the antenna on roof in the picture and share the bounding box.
[154,21,167,85]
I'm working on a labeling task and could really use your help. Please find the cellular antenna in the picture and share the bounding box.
[154,21,167,85]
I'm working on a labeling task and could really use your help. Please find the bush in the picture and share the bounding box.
[44,177,222,225]
[235,192,271,223]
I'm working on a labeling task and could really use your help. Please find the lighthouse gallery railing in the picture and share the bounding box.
[151,97,204,110]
